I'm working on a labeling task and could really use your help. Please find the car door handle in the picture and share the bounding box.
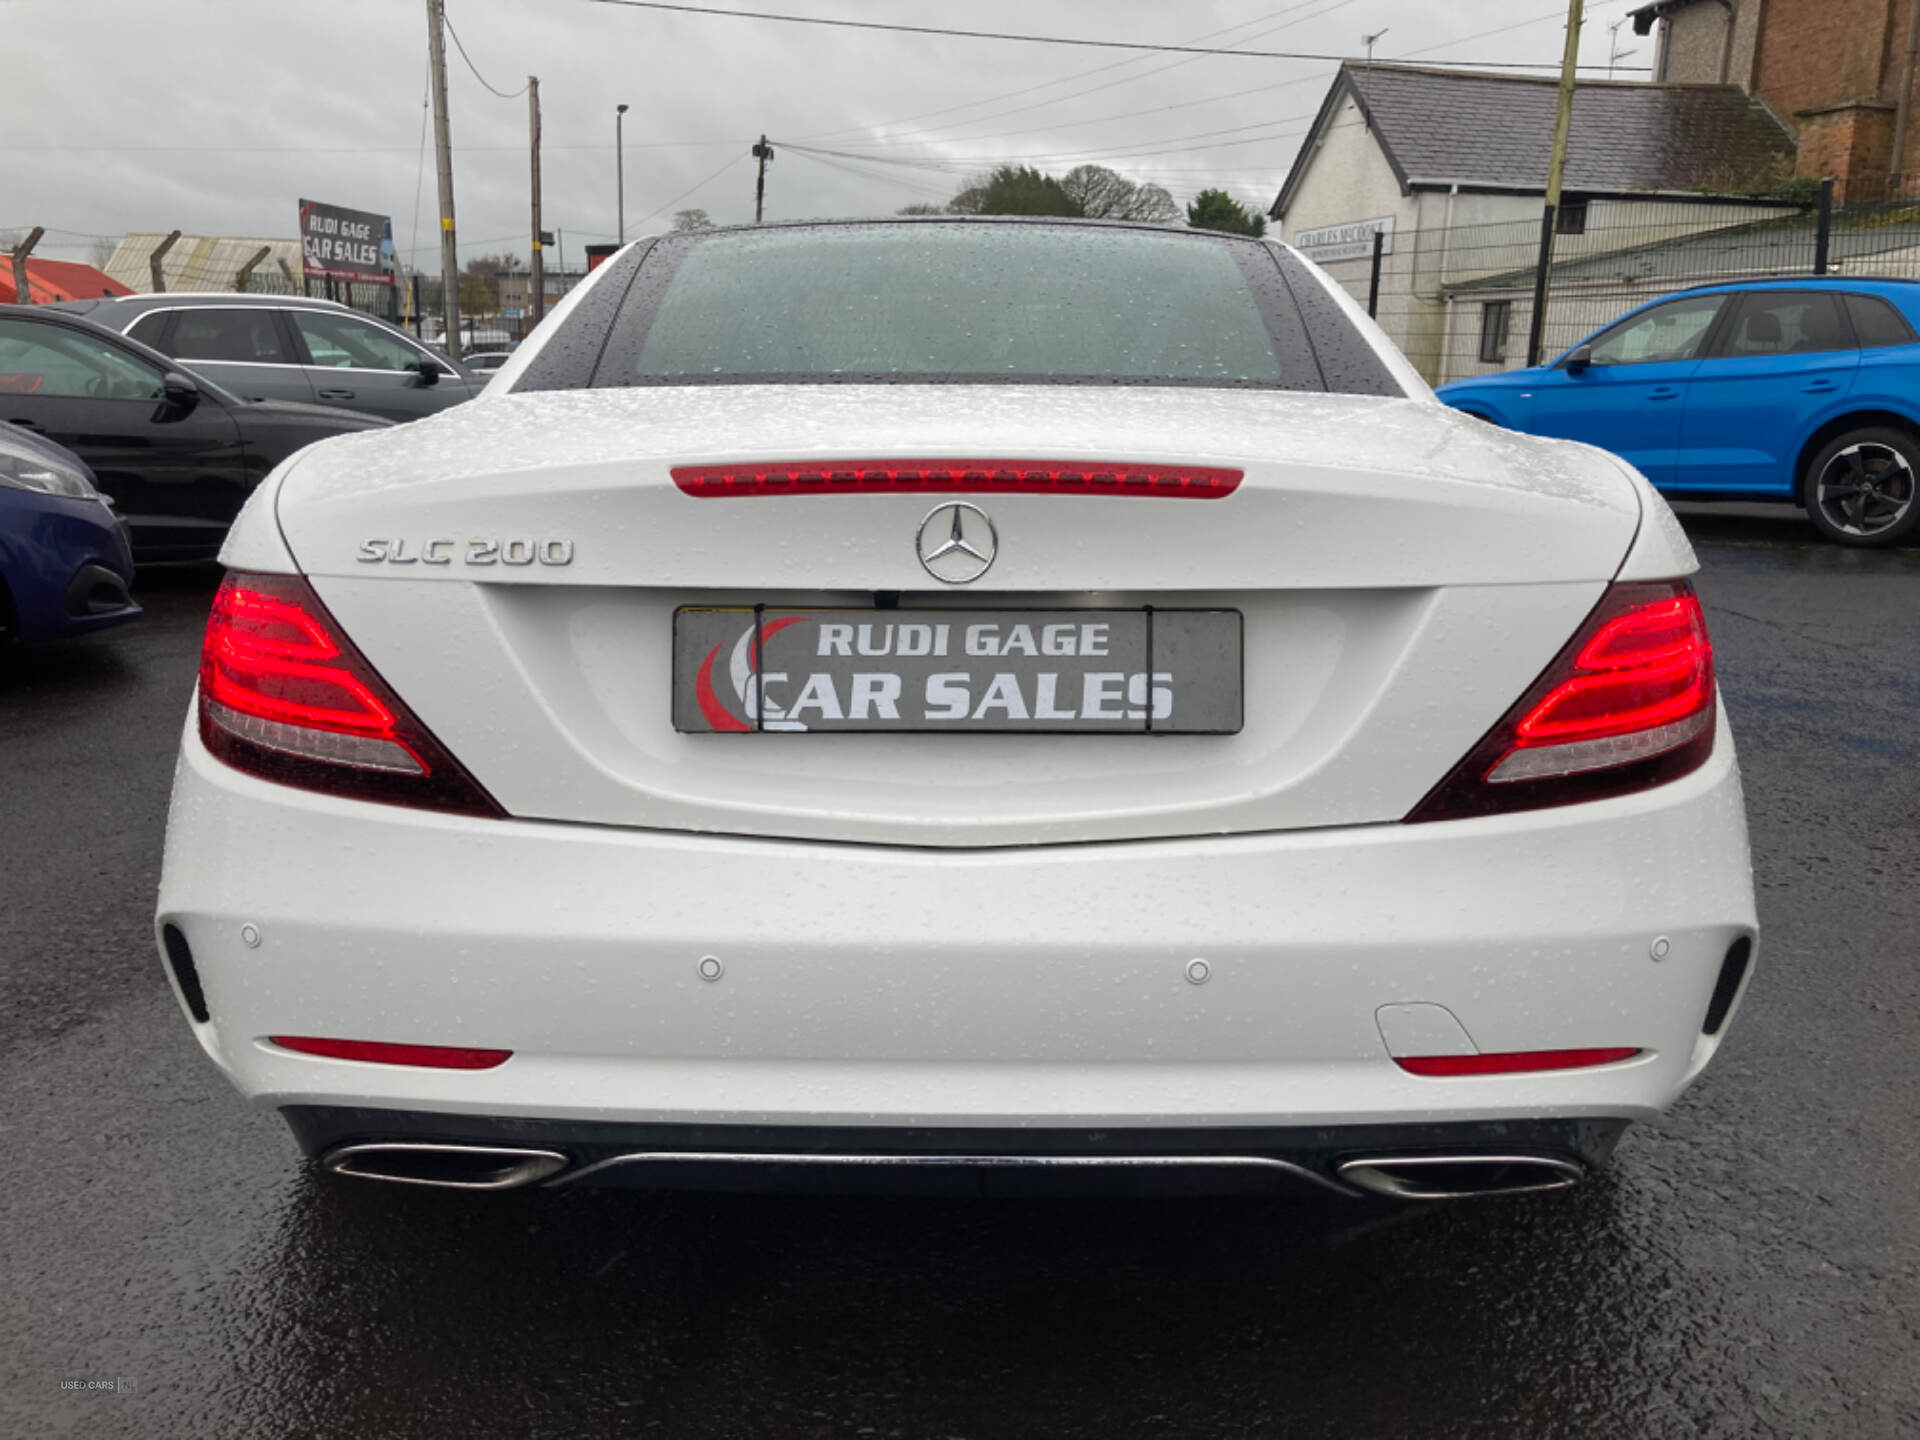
[1801,379,1838,393]
[6,417,44,431]
[1647,386,1680,400]
[316,388,356,401]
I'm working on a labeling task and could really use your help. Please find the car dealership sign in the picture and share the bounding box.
[1293,215,1395,263]
[299,199,395,285]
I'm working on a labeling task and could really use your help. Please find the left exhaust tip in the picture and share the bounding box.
[321,1142,569,1190]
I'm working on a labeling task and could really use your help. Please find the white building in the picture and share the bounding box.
[1269,63,1801,381]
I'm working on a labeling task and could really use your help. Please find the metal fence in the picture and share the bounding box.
[1316,186,1920,386]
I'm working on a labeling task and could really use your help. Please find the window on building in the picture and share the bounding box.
[1556,198,1589,235]
[1478,300,1512,365]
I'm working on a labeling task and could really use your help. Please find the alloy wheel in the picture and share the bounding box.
[1816,442,1916,538]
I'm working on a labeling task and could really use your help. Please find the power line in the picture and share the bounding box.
[580,0,1649,70]
[822,0,1356,154]
[792,1,1329,144]
[629,152,748,230]
[818,0,1641,162]
[442,8,529,98]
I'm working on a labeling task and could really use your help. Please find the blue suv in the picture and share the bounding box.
[1437,277,1920,546]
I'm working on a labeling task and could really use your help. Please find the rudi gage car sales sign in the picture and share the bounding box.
[299,199,395,285]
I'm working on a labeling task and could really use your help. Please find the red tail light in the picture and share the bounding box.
[1395,1047,1641,1077]
[1408,580,1716,822]
[671,460,1242,499]
[270,1036,511,1069]
[200,572,503,817]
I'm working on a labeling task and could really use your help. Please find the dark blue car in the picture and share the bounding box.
[0,426,140,645]
[1437,277,1920,546]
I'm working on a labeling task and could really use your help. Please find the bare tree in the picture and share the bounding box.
[1059,165,1180,224]
[671,209,714,232]
[88,237,118,269]
[896,202,948,216]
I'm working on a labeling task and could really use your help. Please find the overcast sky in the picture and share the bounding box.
[5,0,1648,271]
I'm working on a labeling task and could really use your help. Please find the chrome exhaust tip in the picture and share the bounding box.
[1335,1154,1583,1200]
[321,1142,569,1190]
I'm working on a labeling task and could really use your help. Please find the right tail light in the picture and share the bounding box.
[1407,580,1715,822]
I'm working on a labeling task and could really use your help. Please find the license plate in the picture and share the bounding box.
[673,608,1242,734]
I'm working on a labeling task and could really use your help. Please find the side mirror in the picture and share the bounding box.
[406,358,441,388]
[162,371,200,406]
[1564,343,1593,373]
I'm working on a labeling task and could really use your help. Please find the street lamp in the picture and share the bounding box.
[616,103,629,245]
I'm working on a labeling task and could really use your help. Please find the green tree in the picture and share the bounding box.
[458,252,516,318]
[1060,165,1179,224]
[946,165,1083,217]
[896,202,948,216]
[1185,189,1268,238]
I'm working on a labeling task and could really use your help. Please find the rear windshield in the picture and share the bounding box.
[592,223,1324,390]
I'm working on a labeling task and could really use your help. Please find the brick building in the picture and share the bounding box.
[1632,0,1920,197]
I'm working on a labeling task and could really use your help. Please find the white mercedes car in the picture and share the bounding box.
[155,218,1757,1200]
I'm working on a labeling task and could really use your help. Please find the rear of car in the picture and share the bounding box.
[155,220,1757,1199]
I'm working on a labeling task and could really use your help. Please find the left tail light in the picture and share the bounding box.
[1407,579,1716,822]
[199,571,503,817]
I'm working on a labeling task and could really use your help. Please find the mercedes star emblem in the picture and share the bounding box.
[915,501,998,584]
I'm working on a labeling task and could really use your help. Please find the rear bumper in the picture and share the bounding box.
[282,1108,1630,1197]
[156,707,1757,1136]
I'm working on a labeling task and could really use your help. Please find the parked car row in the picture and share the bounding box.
[0,294,491,648]
[0,304,393,562]
[1437,276,1920,547]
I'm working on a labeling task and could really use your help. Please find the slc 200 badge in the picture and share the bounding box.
[357,538,574,566]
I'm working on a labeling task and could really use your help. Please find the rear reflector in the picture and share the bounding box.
[1407,580,1716,821]
[200,572,503,817]
[671,460,1242,499]
[270,1036,512,1070]
[1396,1047,1641,1077]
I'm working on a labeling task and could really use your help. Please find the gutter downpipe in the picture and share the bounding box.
[1436,184,1460,382]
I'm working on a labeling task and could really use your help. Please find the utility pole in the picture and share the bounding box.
[1525,0,1584,367]
[616,104,629,243]
[752,135,774,223]
[1362,28,1388,63]
[529,75,544,329]
[426,0,462,361]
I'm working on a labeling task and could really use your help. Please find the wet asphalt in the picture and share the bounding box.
[1,507,1917,1439]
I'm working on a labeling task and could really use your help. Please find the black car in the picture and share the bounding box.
[58,293,479,423]
[0,306,389,560]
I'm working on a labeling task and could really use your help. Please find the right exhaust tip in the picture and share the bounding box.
[1336,1154,1583,1200]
